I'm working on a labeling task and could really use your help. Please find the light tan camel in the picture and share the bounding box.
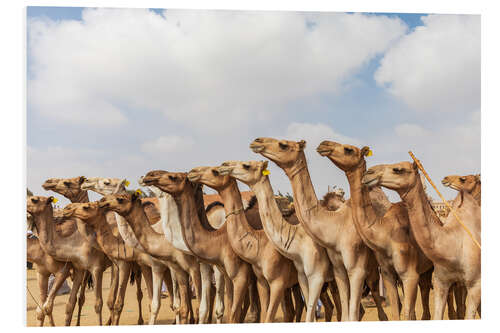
[217,160,334,322]
[62,202,157,325]
[27,232,73,326]
[320,188,346,211]
[79,177,185,324]
[442,174,481,206]
[316,140,433,320]
[98,193,197,324]
[27,196,112,325]
[187,165,302,323]
[362,162,481,319]
[249,138,387,321]
[142,171,258,323]
[43,176,146,325]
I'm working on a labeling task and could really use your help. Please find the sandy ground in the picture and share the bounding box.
[27,268,467,326]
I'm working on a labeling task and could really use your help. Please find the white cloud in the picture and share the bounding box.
[286,122,361,148]
[374,14,480,114]
[141,135,195,154]
[28,9,407,130]
[394,123,430,138]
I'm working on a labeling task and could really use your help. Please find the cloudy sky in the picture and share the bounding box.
[27,7,480,204]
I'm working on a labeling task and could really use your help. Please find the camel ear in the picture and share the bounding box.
[263,161,269,170]
[48,196,58,204]
[475,174,481,183]
[361,146,372,157]
[298,140,306,150]
[412,162,419,171]
[78,176,86,185]
[132,189,142,201]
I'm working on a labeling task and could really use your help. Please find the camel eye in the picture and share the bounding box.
[279,142,288,150]
[212,169,219,176]
[31,198,39,204]
[64,181,71,187]
[169,175,177,181]
[459,177,466,182]
[344,147,354,154]
[104,181,110,185]
[393,168,404,174]
[117,198,124,204]
[83,206,90,210]
[243,164,250,170]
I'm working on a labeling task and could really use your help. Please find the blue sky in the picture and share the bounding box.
[26,7,480,205]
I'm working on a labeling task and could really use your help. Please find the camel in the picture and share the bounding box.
[142,170,259,323]
[362,162,481,319]
[249,138,387,321]
[442,174,481,206]
[316,140,433,320]
[79,177,187,324]
[320,188,346,211]
[61,202,158,325]
[217,160,334,322]
[187,165,302,323]
[43,176,146,325]
[27,196,113,325]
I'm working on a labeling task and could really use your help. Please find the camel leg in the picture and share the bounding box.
[331,261,350,321]
[214,267,225,323]
[189,266,202,324]
[199,263,213,324]
[304,274,324,322]
[112,263,131,325]
[105,265,118,325]
[464,282,480,320]
[347,267,367,321]
[433,277,452,320]
[35,272,49,326]
[91,268,105,325]
[149,267,165,325]
[447,284,457,319]
[401,275,419,321]
[133,265,144,325]
[229,271,249,323]
[281,288,294,322]
[266,280,286,323]
[76,272,89,326]
[175,271,191,324]
[365,266,388,321]
[328,281,342,321]
[224,274,234,322]
[381,269,401,320]
[256,277,270,322]
[418,270,432,320]
[297,272,309,305]
[319,285,333,321]
[43,266,72,326]
[140,265,154,309]
[247,274,260,323]
[456,284,467,319]
[169,269,181,324]
[64,269,85,326]
[240,285,250,322]
[292,283,304,322]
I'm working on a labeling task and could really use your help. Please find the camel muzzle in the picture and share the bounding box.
[187,173,201,183]
[217,166,233,176]
[249,142,265,153]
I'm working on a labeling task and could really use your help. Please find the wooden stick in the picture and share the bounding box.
[408,151,481,250]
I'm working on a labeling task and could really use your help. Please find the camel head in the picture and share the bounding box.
[98,191,141,215]
[51,176,86,198]
[218,160,269,186]
[42,178,60,191]
[81,177,128,195]
[320,188,346,211]
[250,137,306,168]
[143,170,190,195]
[138,176,163,197]
[27,196,57,215]
[442,174,480,193]
[362,161,419,192]
[188,166,232,190]
[316,141,372,171]
[62,202,100,225]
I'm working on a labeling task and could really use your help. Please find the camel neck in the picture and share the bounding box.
[283,152,319,211]
[345,160,380,239]
[123,201,168,258]
[68,190,90,203]
[173,185,225,263]
[33,206,57,253]
[219,179,260,262]
[92,212,134,260]
[399,174,445,259]
[472,184,481,205]
[251,176,299,254]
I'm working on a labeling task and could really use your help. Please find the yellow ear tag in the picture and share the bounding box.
[52,197,58,203]
[262,169,270,176]
[124,180,130,187]
[366,149,373,157]
[135,189,142,196]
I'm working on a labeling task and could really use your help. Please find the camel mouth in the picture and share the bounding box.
[362,176,379,187]
[142,177,158,186]
[187,173,201,183]
[441,180,450,187]
[137,177,146,186]
[217,166,232,176]
[249,142,265,153]
[316,148,332,156]
[98,202,110,209]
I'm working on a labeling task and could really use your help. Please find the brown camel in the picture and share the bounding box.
[362,162,481,319]
[442,174,481,206]
[43,176,147,325]
[61,202,158,325]
[316,140,433,320]
[27,196,112,325]
[142,171,257,323]
[320,188,346,211]
[249,138,387,321]
[187,166,303,323]
[217,160,334,322]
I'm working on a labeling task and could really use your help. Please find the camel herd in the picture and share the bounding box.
[26,137,481,325]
